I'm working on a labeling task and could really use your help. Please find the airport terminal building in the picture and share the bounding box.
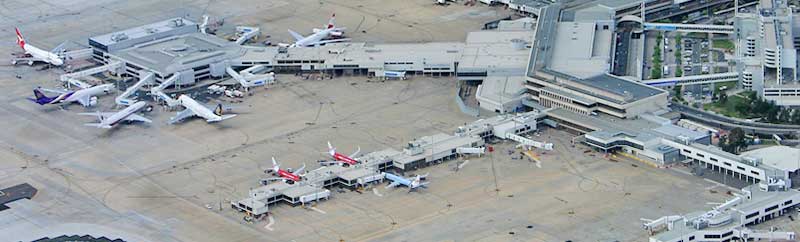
[523,2,669,119]
[86,17,536,87]
[735,0,800,106]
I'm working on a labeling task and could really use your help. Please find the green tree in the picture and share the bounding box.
[734,101,749,115]
[718,91,728,104]
[728,128,747,154]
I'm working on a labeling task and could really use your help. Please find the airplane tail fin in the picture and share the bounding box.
[30,89,53,105]
[327,141,336,156]
[14,27,25,49]
[271,157,280,172]
[327,13,336,29]
[214,104,224,116]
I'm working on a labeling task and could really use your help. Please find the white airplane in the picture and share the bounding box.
[287,13,350,47]
[80,101,152,129]
[384,172,429,192]
[168,95,236,124]
[13,27,64,66]
[29,84,114,107]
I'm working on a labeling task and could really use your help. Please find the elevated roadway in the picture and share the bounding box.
[672,103,800,135]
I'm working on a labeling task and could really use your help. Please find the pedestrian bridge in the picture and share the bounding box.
[643,23,734,34]
[643,72,739,87]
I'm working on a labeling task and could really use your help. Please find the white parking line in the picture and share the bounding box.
[671,168,694,176]
[310,207,327,214]
[458,160,470,169]
[372,188,383,197]
[264,216,275,231]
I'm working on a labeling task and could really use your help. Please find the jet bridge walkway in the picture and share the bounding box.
[115,72,154,106]
[150,74,181,107]
[59,61,123,83]
[506,133,553,150]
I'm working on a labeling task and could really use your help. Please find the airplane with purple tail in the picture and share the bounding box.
[28,84,113,107]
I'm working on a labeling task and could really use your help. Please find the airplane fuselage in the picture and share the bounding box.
[24,44,64,66]
[332,152,358,165]
[295,29,335,47]
[66,84,112,103]
[37,84,112,106]
[384,172,412,187]
[177,95,222,121]
[100,101,147,127]
[277,169,301,181]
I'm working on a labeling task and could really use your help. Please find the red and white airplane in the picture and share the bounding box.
[262,157,305,184]
[326,141,360,166]
[286,13,349,47]
[12,27,64,66]
[312,13,344,37]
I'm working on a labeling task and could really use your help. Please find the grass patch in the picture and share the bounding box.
[703,94,751,119]
[712,39,735,51]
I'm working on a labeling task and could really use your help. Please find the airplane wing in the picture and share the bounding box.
[51,41,68,54]
[292,163,306,176]
[169,108,197,124]
[385,181,402,189]
[205,114,237,123]
[311,38,351,46]
[77,112,115,118]
[349,146,361,158]
[124,114,152,123]
[75,95,91,107]
[287,29,305,41]
[39,88,69,95]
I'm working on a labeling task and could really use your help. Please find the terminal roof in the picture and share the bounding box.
[113,33,243,75]
[741,146,800,172]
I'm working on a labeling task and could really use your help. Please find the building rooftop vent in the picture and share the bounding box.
[110,33,129,42]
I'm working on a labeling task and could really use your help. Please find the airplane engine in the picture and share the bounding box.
[89,96,98,106]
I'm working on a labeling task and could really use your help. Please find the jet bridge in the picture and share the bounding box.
[735,228,795,240]
[235,26,260,45]
[506,133,553,150]
[150,74,181,107]
[62,48,93,62]
[226,65,275,90]
[59,61,123,83]
[116,72,154,106]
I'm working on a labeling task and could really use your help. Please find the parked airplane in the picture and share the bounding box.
[261,157,305,184]
[287,13,350,47]
[311,13,344,37]
[13,27,64,66]
[80,101,152,129]
[325,141,360,166]
[168,95,236,124]
[28,84,114,107]
[383,172,429,192]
